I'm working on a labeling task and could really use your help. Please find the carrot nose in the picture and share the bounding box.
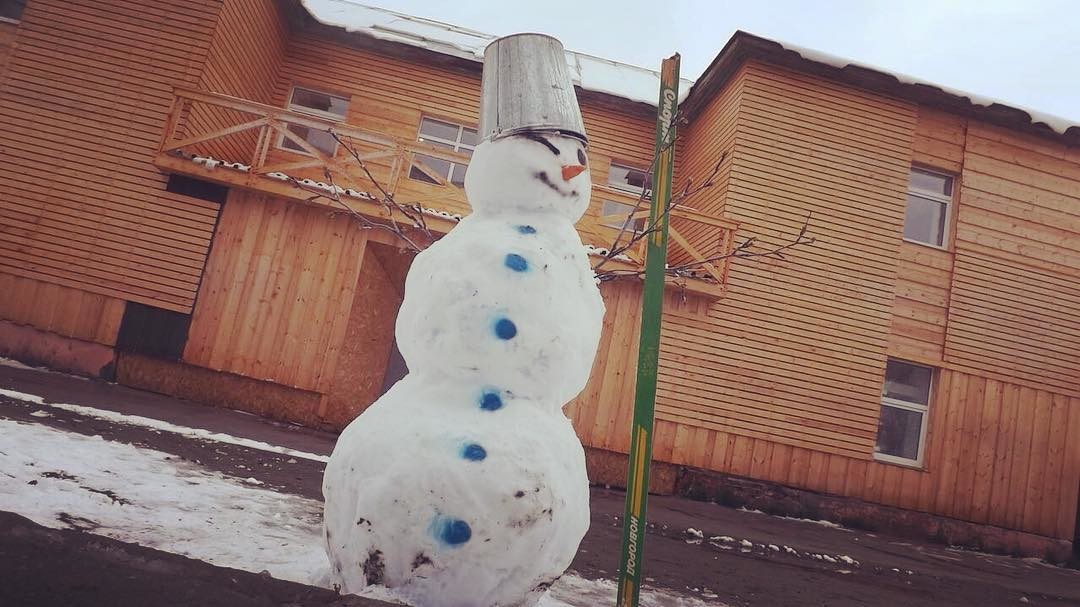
[561,164,587,181]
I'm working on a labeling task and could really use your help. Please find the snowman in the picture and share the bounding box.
[322,34,605,607]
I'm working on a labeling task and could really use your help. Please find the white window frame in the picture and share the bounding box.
[409,117,477,187]
[607,162,653,196]
[277,86,349,156]
[902,167,954,250]
[0,0,25,23]
[873,359,934,467]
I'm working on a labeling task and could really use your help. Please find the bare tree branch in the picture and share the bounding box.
[595,213,816,283]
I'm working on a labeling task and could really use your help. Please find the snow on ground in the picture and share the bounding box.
[0,418,329,582]
[0,388,328,463]
[0,417,723,606]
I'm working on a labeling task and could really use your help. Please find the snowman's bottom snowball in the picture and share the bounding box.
[323,375,590,607]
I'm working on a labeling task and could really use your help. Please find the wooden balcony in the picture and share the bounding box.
[154,88,738,297]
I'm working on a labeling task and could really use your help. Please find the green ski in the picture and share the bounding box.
[615,53,681,607]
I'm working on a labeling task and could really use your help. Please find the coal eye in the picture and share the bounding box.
[576,148,587,166]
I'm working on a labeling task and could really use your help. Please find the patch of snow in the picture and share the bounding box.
[584,243,632,262]
[737,507,852,532]
[299,0,694,107]
[772,40,1077,135]
[0,388,44,404]
[0,390,329,463]
[29,410,52,418]
[0,418,328,583]
[0,419,725,606]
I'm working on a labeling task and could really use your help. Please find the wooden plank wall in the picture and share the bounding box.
[0,0,222,313]
[648,61,916,459]
[0,270,125,345]
[674,63,741,232]
[946,124,1080,396]
[0,20,16,81]
[650,368,1080,541]
[888,108,966,363]
[268,28,656,248]
[567,280,644,454]
[186,0,288,161]
[182,189,367,393]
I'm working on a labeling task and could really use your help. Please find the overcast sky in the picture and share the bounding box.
[376,0,1080,124]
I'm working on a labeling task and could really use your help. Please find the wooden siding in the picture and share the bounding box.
[888,109,965,363]
[567,280,644,455]
[182,189,367,393]
[649,61,917,459]
[0,20,16,81]
[0,0,222,313]
[187,0,288,162]
[268,29,656,248]
[673,65,741,254]
[649,369,1080,541]
[946,124,1080,396]
[0,270,125,346]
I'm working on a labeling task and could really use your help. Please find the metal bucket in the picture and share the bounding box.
[478,33,587,144]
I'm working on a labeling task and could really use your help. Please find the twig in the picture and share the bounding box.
[596,213,816,283]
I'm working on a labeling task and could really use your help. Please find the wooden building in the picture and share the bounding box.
[1,0,1078,558]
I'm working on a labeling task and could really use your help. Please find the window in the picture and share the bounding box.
[874,359,934,465]
[599,199,646,231]
[0,0,26,22]
[903,167,953,248]
[409,117,478,187]
[607,163,653,195]
[280,87,350,156]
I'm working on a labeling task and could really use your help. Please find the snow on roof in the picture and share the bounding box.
[300,2,1078,138]
[766,38,1077,137]
[300,0,694,106]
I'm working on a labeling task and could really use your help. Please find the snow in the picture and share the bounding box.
[0,418,329,582]
[302,2,1077,135]
[0,417,723,606]
[322,133,605,605]
[299,0,693,106]
[0,388,329,463]
[755,39,1077,136]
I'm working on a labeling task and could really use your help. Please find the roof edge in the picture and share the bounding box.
[683,31,1080,148]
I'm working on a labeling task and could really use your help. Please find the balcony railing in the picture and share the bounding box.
[155,88,738,296]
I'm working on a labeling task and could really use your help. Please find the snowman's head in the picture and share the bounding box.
[464,132,591,221]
